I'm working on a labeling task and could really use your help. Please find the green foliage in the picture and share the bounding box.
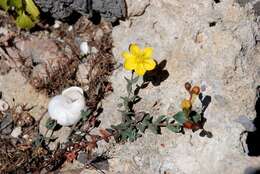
[16,12,35,29]
[45,117,58,130]
[32,134,45,147]
[0,0,40,29]
[111,76,211,143]
[9,0,22,9]
[0,0,9,11]
[81,109,91,121]
[166,124,182,133]
[191,112,201,123]
[173,111,186,125]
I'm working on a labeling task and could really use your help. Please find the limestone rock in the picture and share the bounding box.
[11,127,22,138]
[98,0,260,173]
[125,0,151,17]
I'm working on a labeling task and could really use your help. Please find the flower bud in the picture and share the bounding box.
[183,121,193,129]
[184,82,192,91]
[181,99,191,109]
[191,86,200,95]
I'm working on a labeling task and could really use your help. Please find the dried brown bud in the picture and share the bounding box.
[191,86,200,95]
[183,121,193,129]
[184,82,192,91]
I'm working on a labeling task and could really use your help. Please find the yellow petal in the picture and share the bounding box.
[143,59,156,70]
[135,64,146,76]
[143,47,153,59]
[124,56,137,70]
[181,99,191,109]
[122,51,133,59]
[130,44,142,56]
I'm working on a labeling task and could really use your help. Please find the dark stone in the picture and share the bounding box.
[253,1,260,16]
[77,151,88,164]
[34,0,126,22]
[92,0,126,22]
[236,0,254,7]
[0,113,14,135]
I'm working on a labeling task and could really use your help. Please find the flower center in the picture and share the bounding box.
[136,54,145,63]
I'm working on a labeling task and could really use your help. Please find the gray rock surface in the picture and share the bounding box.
[34,0,126,22]
[95,0,260,173]
[1,0,260,173]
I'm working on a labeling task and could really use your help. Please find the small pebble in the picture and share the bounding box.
[0,113,13,134]
[0,27,8,35]
[11,127,22,138]
[91,47,98,54]
[80,42,90,55]
[68,25,73,31]
[23,134,29,139]
[77,151,88,164]
[53,20,62,29]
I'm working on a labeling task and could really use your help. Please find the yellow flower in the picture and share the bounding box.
[181,99,191,109]
[122,43,156,76]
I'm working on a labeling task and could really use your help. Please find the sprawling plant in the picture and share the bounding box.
[0,0,40,29]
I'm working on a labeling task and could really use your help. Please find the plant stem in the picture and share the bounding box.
[127,71,134,98]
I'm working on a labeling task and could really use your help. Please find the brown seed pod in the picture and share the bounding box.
[183,121,193,129]
[191,86,200,95]
[191,123,201,131]
[184,82,192,91]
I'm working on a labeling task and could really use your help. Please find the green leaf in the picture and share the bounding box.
[111,122,130,131]
[148,123,160,134]
[15,12,35,29]
[32,134,44,147]
[131,76,139,83]
[0,0,9,11]
[135,112,146,122]
[9,0,23,9]
[192,113,201,123]
[25,0,40,20]
[120,128,138,142]
[120,96,129,102]
[81,109,91,121]
[131,95,141,103]
[120,96,130,109]
[142,114,153,126]
[136,123,147,133]
[45,117,58,130]
[124,77,131,84]
[155,115,167,124]
[173,111,186,125]
[166,124,182,133]
[127,82,132,94]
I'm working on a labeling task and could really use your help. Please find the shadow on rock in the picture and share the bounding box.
[246,86,260,156]
[197,92,213,138]
[143,60,169,86]
[245,167,260,174]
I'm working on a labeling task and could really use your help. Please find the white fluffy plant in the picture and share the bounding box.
[48,86,86,126]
